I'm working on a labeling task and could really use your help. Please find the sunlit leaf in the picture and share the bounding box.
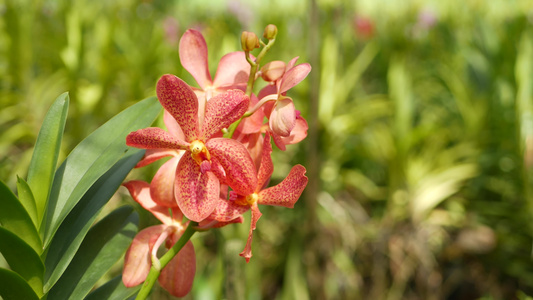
[46,206,139,300]
[16,176,38,228]
[26,92,69,226]
[0,180,42,253]
[0,227,44,297]
[43,149,144,292]
[41,96,161,247]
[0,268,39,300]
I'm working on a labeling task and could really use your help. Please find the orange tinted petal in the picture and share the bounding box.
[257,165,308,208]
[158,240,196,298]
[179,29,212,90]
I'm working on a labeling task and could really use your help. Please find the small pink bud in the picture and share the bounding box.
[263,24,278,40]
[241,31,260,51]
[260,61,286,82]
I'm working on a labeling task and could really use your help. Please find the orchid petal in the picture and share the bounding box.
[179,29,212,89]
[258,84,278,100]
[202,89,249,139]
[239,203,262,263]
[279,63,311,94]
[123,181,183,224]
[269,98,296,137]
[150,156,181,208]
[127,127,190,150]
[136,149,178,168]
[287,56,299,70]
[206,138,257,196]
[159,240,196,298]
[281,115,308,145]
[175,154,220,222]
[213,52,250,88]
[257,132,273,191]
[271,131,287,151]
[209,199,249,222]
[122,225,166,287]
[196,215,244,229]
[156,75,200,141]
[163,110,185,141]
[257,165,308,208]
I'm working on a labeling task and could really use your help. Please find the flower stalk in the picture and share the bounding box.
[136,221,198,300]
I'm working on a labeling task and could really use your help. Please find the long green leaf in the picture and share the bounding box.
[0,227,44,297]
[43,149,144,292]
[0,268,39,300]
[0,180,42,253]
[27,92,69,226]
[41,96,160,247]
[46,206,139,300]
[16,176,38,227]
[85,275,140,300]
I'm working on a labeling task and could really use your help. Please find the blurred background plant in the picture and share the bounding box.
[2,0,533,299]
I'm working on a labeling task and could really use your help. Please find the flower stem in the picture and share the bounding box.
[135,221,198,300]
[225,37,276,140]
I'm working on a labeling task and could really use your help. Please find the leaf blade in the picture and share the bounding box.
[41,96,161,247]
[26,92,69,226]
[0,268,39,300]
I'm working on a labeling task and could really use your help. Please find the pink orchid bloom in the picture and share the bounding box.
[180,29,251,126]
[122,181,195,298]
[257,57,311,137]
[208,133,308,262]
[126,74,257,222]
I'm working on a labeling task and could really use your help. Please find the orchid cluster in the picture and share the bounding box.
[121,26,310,298]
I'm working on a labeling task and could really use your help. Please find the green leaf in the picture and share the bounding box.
[41,96,160,247]
[17,176,38,227]
[43,149,144,292]
[85,275,140,300]
[46,206,139,300]
[0,180,42,253]
[0,268,39,300]
[27,92,69,226]
[0,227,44,297]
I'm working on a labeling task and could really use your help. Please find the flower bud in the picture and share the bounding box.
[241,31,260,51]
[263,24,278,40]
[260,61,286,82]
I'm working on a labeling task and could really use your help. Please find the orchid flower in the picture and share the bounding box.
[180,29,251,127]
[257,57,311,137]
[208,133,308,262]
[122,181,195,298]
[126,74,257,222]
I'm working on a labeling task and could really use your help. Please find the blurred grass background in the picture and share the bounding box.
[3,0,533,299]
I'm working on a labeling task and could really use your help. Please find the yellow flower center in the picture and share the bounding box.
[189,140,210,165]
[245,193,259,206]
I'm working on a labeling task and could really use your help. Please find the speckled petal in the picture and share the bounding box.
[279,63,311,94]
[269,98,296,137]
[213,52,250,88]
[202,89,249,139]
[271,131,287,151]
[122,225,166,287]
[209,199,249,222]
[156,75,200,141]
[150,156,181,208]
[123,181,183,224]
[127,127,190,150]
[257,165,308,208]
[158,240,196,298]
[206,138,257,196]
[163,110,185,141]
[256,132,273,191]
[175,154,220,222]
[179,29,212,90]
[239,203,262,263]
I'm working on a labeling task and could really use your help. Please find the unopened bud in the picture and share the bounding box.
[261,61,286,82]
[241,31,259,51]
[263,24,278,40]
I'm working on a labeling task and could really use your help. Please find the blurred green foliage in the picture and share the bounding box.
[3,0,533,299]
